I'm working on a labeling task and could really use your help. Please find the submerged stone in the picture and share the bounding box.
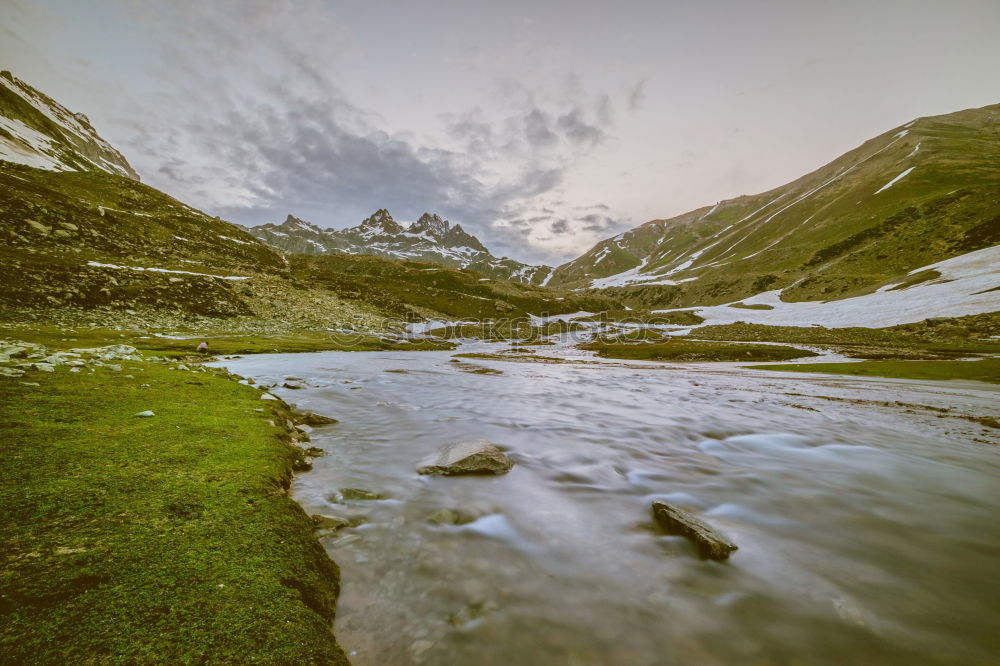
[339,488,386,501]
[651,501,737,561]
[417,440,514,476]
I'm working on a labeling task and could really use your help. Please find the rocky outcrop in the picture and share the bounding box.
[417,440,514,476]
[651,501,738,561]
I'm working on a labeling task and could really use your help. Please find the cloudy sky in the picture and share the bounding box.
[2,0,999,264]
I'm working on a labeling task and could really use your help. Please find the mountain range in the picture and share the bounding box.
[246,211,552,285]
[0,69,996,330]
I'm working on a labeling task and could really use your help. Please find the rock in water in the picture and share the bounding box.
[417,440,514,476]
[311,514,352,530]
[293,409,338,426]
[339,488,386,501]
[651,501,737,561]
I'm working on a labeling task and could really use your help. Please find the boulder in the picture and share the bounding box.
[311,514,352,530]
[651,501,737,561]
[134,410,155,418]
[417,440,514,476]
[292,457,313,472]
[293,410,338,426]
[428,509,478,525]
[338,488,386,501]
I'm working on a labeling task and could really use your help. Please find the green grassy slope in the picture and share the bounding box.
[549,103,1000,308]
[0,364,349,664]
[289,253,621,320]
[750,358,1000,384]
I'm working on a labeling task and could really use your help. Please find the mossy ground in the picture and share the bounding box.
[0,364,349,664]
[750,358,1000,384]
[579,339,818,362]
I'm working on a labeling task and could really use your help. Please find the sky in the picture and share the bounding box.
[2,0,999,265]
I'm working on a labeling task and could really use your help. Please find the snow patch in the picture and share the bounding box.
[86,261,249,280]
[874,167,915,194]
[666,245,1000,328]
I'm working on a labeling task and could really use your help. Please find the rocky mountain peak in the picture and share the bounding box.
[410,212,451,237]
[359,208,404,235]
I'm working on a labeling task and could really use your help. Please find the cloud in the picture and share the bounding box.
[579,213,627,234]
[96,1,630,265]
[628,79,647,112]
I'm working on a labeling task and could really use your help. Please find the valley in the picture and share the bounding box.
[1,64,997,666]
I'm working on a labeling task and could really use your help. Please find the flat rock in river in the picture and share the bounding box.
[293,409,339,426]
[651,501,738,561]
[417,440,514,476]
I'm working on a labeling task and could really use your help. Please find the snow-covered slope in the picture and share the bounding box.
[549,102,1000,311]
[248,210,552,284]
[0,70,139,180]
[672,245,1000,328]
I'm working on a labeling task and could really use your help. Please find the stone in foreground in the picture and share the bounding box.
[651,501,738,561]
[417,440,514,476]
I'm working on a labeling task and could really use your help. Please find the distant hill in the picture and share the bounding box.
[549,103,1000,309]
[247,210,552,285]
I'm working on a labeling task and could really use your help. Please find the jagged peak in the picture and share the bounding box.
[410,212,451,236]
[358,208,404,234]
[279,214,321,232]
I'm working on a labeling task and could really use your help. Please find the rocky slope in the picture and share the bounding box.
[549,103,1000,309]
[0,70,139,180]
[247,210,552,285]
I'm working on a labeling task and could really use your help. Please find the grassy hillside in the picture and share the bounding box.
[550,103,1000,309]
[289,253,621,321]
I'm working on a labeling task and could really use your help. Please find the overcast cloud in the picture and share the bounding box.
[2,0,999,264]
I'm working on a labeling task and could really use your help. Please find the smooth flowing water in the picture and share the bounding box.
[214,345,1000,665]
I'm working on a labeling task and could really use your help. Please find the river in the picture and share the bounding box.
[212,342,1000,665]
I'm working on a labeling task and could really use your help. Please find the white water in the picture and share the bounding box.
[214,345,1000,665]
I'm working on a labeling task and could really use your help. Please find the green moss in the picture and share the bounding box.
[579,339,818,362]
[749,358,1000,384]
[0,364,348,663]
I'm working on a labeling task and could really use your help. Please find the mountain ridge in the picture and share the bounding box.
[548,102,1000,309]
[247,209,552,285]
[0,70,139,180]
